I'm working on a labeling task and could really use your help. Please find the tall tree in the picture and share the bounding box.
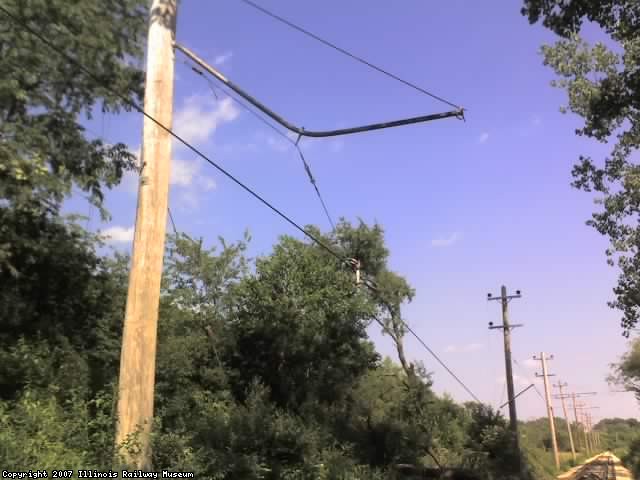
[521,0,640,336]
[0,0,145,273]
[0,0,146,398]
[608,338,640,401]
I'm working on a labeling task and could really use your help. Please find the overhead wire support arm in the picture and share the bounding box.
[499,383,535,410]
[173,42,464,139]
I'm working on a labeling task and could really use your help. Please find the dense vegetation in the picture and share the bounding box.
[0,0,637,479]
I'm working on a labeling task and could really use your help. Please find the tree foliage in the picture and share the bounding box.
[608,338,640,401]
[0,0,145,277]
[521,0,640,336]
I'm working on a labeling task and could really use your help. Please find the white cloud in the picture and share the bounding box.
[127,145,141,166]
[522,358,539,369]
[478,132,489,144]
[220,142,258,155]
[214,51,233,66]
[171,158,199,187]
[179,190,200,210]
[431,232,460,248]
[101,225,134,244]
[198,177,217,191]
[445,343,484,353]
[173,95,239,144]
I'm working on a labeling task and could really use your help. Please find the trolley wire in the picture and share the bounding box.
[404,321,482,403]
[184,60,336,231]
[236,0,464,111]
[174,42,463,139]
[0,5,343,260]
[0,3,481,405]
[513,358,545,401]
[168,206,179,236]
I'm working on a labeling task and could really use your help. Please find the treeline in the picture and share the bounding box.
[0,214,522,478]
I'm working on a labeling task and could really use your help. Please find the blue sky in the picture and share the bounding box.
[78,0,638,421]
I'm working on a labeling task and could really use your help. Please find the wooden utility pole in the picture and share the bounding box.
[552,381,576,461]
[487,287,522,436]
[580,409,591,454]
[487,286,523,474]
[534,353,560,470]
[569,391,596,452]
[584,411,593,453]
[115,0,178,469]
[576,402,600,455]
[587,413,597,451]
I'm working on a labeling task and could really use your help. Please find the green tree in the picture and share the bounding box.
[0,0,146,392]
[521,0,640,336]
[0,1,146,464]
[608,338,640,401]
[0,0,145,274]
[226,231,379,410]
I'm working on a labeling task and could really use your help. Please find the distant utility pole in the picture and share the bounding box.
[552,381,576,461]
[582,408,593,454]
[587,412,599,451]
[576,403,600,454]
[487,286,523,466]
[569,391,597,452]
[534,353,560,470]
[115,0,178,469]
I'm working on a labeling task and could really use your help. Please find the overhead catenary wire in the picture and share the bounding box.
[0,5,342,261]
[168,207,178,236]
[498,377,507,409]
[236,0,464,112]
[185,61,336,231]
[499,383,535,410]
[403,321,482,403]
[513,358,545,401]
[0,4,481,405]
[174,43,464,139]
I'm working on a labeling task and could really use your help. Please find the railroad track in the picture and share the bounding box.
[573,455,617,480]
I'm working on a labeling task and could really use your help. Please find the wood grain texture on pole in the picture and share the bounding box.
[115,0,177,469]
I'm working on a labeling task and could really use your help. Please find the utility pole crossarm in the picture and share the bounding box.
[499,384,535,409]
[174,42,463,139]
[489,323,524,330]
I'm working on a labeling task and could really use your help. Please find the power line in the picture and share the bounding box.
[499,384,535,410]
[236,0,464,111]
[403,321,482,403]
[1,4,481,405]
[498,377,507,409]
[168,207,178,236]
[513,358,545,401]
[185,61,336,231]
